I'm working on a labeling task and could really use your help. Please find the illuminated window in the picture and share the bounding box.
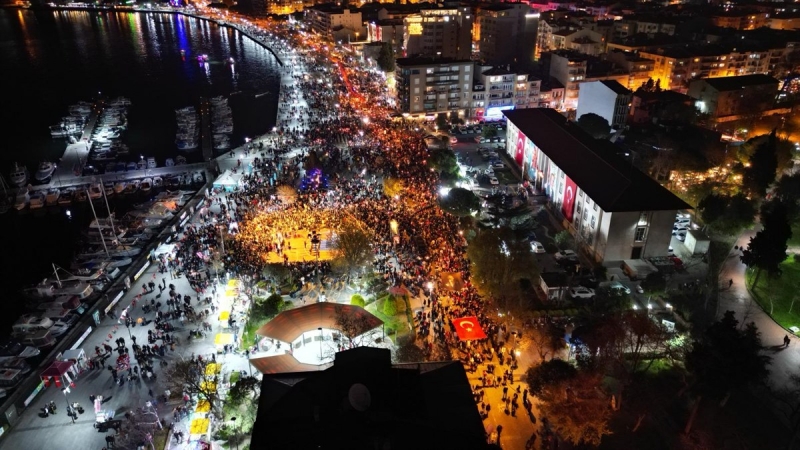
[634,226,647,242]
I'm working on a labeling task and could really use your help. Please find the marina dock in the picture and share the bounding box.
[200,97,213,162]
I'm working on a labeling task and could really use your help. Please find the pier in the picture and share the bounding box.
[199,97,213,162]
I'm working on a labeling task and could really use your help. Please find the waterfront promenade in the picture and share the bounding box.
[0,28,312,450]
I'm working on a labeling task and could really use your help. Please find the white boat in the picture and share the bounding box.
[147,157,157,169]
[74,256,132,269]
[0,339,40,359]
[78,245,141,258]
[22,278,94,300]
[44,188,60,206]
[28,191,45,209]
[58,188,75,205]
[34,162,56,183]
[137,160,147,170]
[153,176,163,188]
[13,188,29,211]
[140,178,153,192]
[9,163,28,187]
[88,183,103,200]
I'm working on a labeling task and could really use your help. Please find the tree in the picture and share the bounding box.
[538,371,613,446]
[528,323,567,361]
[640,272,667,294]
[774,173,800,221]
[466,227,539,310]
[525,358,577,395]
[435,113,448,132]
[744,130,778,198]
[554,230,572,249]
[481,126,498,139]
[252,293,284,320]
[382,296,398,316]
[684,311,771,432]
[637,78,661,93]
[333,304,379,348]
[165,359,223,416]
[350,294,365,307]
[382,177,405,198]
[741,199,791,287]
[426,148,459,180]
[376,42,395,73]
[275,185,297,205]
[439,187,480,217]
[698,193,757,234]
[332,217,374,278]
[577,113,611,139]
[772,373,800,448]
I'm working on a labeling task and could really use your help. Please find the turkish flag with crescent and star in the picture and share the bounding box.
[562,176,577,222]
[452,316,488,341]
[515,131,525,167]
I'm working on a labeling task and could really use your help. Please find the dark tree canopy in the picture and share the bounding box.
[698,193,757,234]
[577,113,611,139]
[376,42,395,73]
[685,311,771,400]
[426,148,459,179]
[741,199,791,285]
[525,358,577,396]
[438,187,480,217]
[744,130,778,198]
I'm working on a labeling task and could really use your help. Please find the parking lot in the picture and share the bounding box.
[448,122,520,189]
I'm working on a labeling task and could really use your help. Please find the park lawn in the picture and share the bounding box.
[747,256,800,331]
[240,317,268,350]
[365,298,408,339]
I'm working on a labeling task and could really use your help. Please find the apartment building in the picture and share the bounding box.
[403,7,473,59]
[607,50,656,91]
[306,4,365,42]
[639,44,788,91]
[576,80,631,129]
[504,108,689,263]
[687,74,779,120]
[469,66,541,120]
[613,17,677,39]
[476,3,538,65]
[546,50,628,110]
[711,11,770,30]
[395,57,473,118]
[367,19,405,54]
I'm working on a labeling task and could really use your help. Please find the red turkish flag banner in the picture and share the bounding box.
[515,131,525,167]
[562,176,578,222]
[452,316,488,341]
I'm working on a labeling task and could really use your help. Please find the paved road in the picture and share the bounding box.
[718,229,800,388]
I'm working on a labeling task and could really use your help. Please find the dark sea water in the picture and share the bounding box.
[0,9,280,330]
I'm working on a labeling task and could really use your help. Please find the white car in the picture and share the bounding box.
[530,241,545,253]
[675,231,687,241]
[672,226,688,234]
[485,167,495,175]
[489,176,499,185]
[554,250,577,261]
[569,287,595,299]
[49,321,71,338]
[491,161,505,169]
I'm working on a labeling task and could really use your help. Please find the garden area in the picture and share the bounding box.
[747,254,800,332]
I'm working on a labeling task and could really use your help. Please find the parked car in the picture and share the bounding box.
[675,231,687,241]
[672,225,688,234]
[569,286,595,299]
[554,250,577,261]
[449,136,458,144]
[484,167,495,175]
[489,176,499,185]
[491,161,505,169]
[601,281,631,296]
[530,241,545,253]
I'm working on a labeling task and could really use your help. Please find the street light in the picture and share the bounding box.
[62,387,75,424]
[318,327,323,361]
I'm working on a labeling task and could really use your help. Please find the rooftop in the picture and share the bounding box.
[697,74,779,91]
[503,108,691,212]
[256,303,382,343]
[396,56,472,67]
[250,347,488,450]
[599,79,632,95]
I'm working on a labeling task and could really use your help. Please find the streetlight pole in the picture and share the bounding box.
[318,327,323,361]
[62,387,75,424]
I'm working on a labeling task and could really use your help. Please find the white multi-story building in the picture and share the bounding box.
[503,108,689,263]
[395,57,473,118]
[470,66,541,121]
[576,80,631,129]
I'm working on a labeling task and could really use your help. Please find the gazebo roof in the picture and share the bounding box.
[256,303,382,343]
[40,360,74,377]
[250,354,332,374]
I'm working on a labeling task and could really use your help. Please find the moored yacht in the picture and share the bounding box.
[14,188,29,211]
[34,162,56,183]
[9,163,28,187]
